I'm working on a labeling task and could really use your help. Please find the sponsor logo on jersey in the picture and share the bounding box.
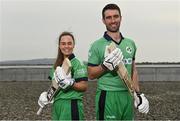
[123,58,132,65]
[77,68,86,75]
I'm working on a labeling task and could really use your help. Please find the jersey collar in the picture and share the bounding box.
[103,31,124,45]
[68,53,75,60]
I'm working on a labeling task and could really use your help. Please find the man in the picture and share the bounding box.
[88,3,149,120]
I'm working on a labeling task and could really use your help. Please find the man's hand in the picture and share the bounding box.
[54,66,74,89]
[102,48,123,71]
[134,92,149,114]
[38,92,53,108]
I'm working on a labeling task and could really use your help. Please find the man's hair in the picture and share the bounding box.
[102,3,121,19]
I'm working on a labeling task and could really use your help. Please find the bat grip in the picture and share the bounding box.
[37,107,43,115]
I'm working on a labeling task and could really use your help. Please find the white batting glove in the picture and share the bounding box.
[58,78,75,89]
[54,66,66,82]
[54,66,74,89]
[102,48,123,71]
[38,92,53,108]
[54,66,71,82]
[134,92,149,114]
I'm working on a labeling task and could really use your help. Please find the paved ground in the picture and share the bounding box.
[0,81,180,120]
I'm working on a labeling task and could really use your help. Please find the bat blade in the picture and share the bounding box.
[107,42,134,96]
[37,58,72,115]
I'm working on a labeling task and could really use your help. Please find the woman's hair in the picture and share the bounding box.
[54,31,75,69]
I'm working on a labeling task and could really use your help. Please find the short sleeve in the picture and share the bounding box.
[72,59,88,82]
[88,42,100,66]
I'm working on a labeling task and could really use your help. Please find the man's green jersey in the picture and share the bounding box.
[49,54,88,101]
[88,32,136,91]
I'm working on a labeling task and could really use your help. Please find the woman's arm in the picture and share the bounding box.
[72,81,88,92]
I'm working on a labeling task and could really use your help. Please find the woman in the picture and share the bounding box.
[38,31,88,120]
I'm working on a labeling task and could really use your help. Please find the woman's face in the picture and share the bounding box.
[59,35,75,57]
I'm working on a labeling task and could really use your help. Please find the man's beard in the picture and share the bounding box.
[106,25,120,33]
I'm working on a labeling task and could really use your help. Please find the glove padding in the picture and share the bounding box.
[38,91,53,108]
[54,66,74,89]
[102,48,123,71]
[54,66,66,81]
[58,78,75,89]
[134,92,149,114]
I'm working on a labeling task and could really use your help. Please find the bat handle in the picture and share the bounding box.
[37,107,43,115]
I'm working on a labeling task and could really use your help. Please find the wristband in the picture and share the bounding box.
[101,64,108,71]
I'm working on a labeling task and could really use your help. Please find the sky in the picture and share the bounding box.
[0,0,180,62]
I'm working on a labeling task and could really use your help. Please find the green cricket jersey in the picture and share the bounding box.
[49,54,88,101]
[88,32,136,91]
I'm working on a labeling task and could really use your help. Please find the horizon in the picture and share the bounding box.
[0,58,180,64]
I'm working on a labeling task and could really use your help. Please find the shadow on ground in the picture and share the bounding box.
[0,81,180,120]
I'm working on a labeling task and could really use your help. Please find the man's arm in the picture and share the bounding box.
[88,65,105,80]
[132,61,140,93]
[132,60,149,114]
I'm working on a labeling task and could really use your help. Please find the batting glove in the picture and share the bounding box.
[38,91,53,108]
[134,92,149,114]
[102,48,123,71]
[54,66,74,89]
[58,78,75,90]
[54,66,72,81]
[54,66,66,82]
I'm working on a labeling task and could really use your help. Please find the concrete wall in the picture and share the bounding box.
[137,65,180,81]
[0,66,50,81]
[0,65,180,81]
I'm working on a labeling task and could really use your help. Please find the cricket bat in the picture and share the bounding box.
[107,42,134,96]
[36,58,72,115]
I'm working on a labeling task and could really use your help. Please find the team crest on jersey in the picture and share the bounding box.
[126,46,133,54]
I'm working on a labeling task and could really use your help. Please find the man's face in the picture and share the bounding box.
[103,9,121,32]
